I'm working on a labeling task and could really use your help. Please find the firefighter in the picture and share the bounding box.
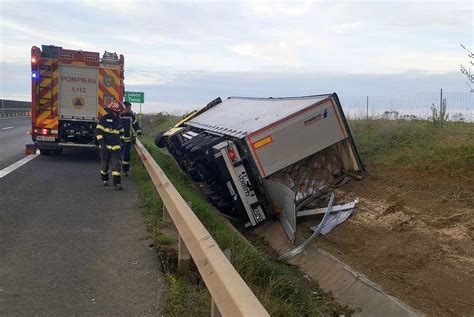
[96,100,126,190]
[120,101,142,176]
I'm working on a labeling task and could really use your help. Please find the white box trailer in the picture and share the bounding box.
[156,94,363,242]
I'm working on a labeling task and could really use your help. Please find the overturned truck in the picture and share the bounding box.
[156,94,364,242]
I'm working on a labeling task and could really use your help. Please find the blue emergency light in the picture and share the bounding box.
[32,71,38,79]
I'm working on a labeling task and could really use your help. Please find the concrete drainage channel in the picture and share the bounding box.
[255,222,421,317]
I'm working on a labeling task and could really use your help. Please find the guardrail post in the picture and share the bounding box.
[152,185,171,224]
[177,201,193,274]
[162,204,171,223]
[211,301,221,317]
[211,249,231,317]
[177,234,191,274]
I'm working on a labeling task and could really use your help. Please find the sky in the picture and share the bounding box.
[0,0,472,114]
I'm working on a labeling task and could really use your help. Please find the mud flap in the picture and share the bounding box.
[263,179,296,244]
[25,143,36,155]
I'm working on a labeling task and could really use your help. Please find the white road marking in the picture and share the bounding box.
[0,151,39,179]
[2,126,13,130]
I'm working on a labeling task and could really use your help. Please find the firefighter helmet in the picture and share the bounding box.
[107,100,126,113]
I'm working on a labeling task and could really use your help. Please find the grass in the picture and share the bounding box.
[348,119,474,180]
[140,113,183,137]
[132,160,212,315]
[134,113,473,315]
[132,113,473,315]
[131,113,349,316]
[163,273,210,316]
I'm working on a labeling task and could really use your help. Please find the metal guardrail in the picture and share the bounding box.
[134,139,269,317]
[0,108,31,118]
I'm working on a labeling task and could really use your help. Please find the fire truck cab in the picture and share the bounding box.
[30,45,124,154]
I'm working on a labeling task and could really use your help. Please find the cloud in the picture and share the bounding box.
[374,51,465,73]
[231,31,330,68]
[125,69,176,86]
[328,22,363,34]
[231,41,301,66]
[110,33,196,47]
[249,0,314,18]
[125,68,468,102]
[79,0,140,14]
[1,0,472,105]
[0,18,90,49]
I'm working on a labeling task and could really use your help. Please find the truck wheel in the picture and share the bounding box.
[39,149,51,155]
[155,132,166,148]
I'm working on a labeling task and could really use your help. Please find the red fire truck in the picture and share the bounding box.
[29,45,124,154]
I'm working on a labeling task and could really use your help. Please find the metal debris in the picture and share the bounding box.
[310,204,356,235]
[278,192,335,261]
[297,200,358,218]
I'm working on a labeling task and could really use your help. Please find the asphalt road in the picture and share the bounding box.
[0,117,31,170]
[0,147,165,315]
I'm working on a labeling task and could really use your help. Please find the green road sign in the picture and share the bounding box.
[125,91,144,103]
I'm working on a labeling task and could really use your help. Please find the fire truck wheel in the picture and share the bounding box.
[39,149,52,155]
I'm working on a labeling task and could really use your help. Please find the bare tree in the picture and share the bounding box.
[460,44,474,92]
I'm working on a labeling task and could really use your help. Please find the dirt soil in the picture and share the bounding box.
[310,167,474,316]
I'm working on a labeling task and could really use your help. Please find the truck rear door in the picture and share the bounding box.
[58,65,99,120]
[246,97,348,177]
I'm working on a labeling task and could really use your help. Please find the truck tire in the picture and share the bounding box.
[187,168,202,181]
[40,149,51,155]
[155,132,166,148]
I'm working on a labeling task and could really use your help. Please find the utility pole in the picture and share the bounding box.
[366,96,369,119]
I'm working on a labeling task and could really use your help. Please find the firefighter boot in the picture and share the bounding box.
[122,161,130,176]
[112,171,122,190]
[122,160,130,176]
[101,169,109,186]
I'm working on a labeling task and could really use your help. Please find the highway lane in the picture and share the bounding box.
[0,149,165,315]
[0,117,31,170]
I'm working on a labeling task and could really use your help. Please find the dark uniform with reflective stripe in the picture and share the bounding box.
[96,109,124,186]
[120,111,142,174]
